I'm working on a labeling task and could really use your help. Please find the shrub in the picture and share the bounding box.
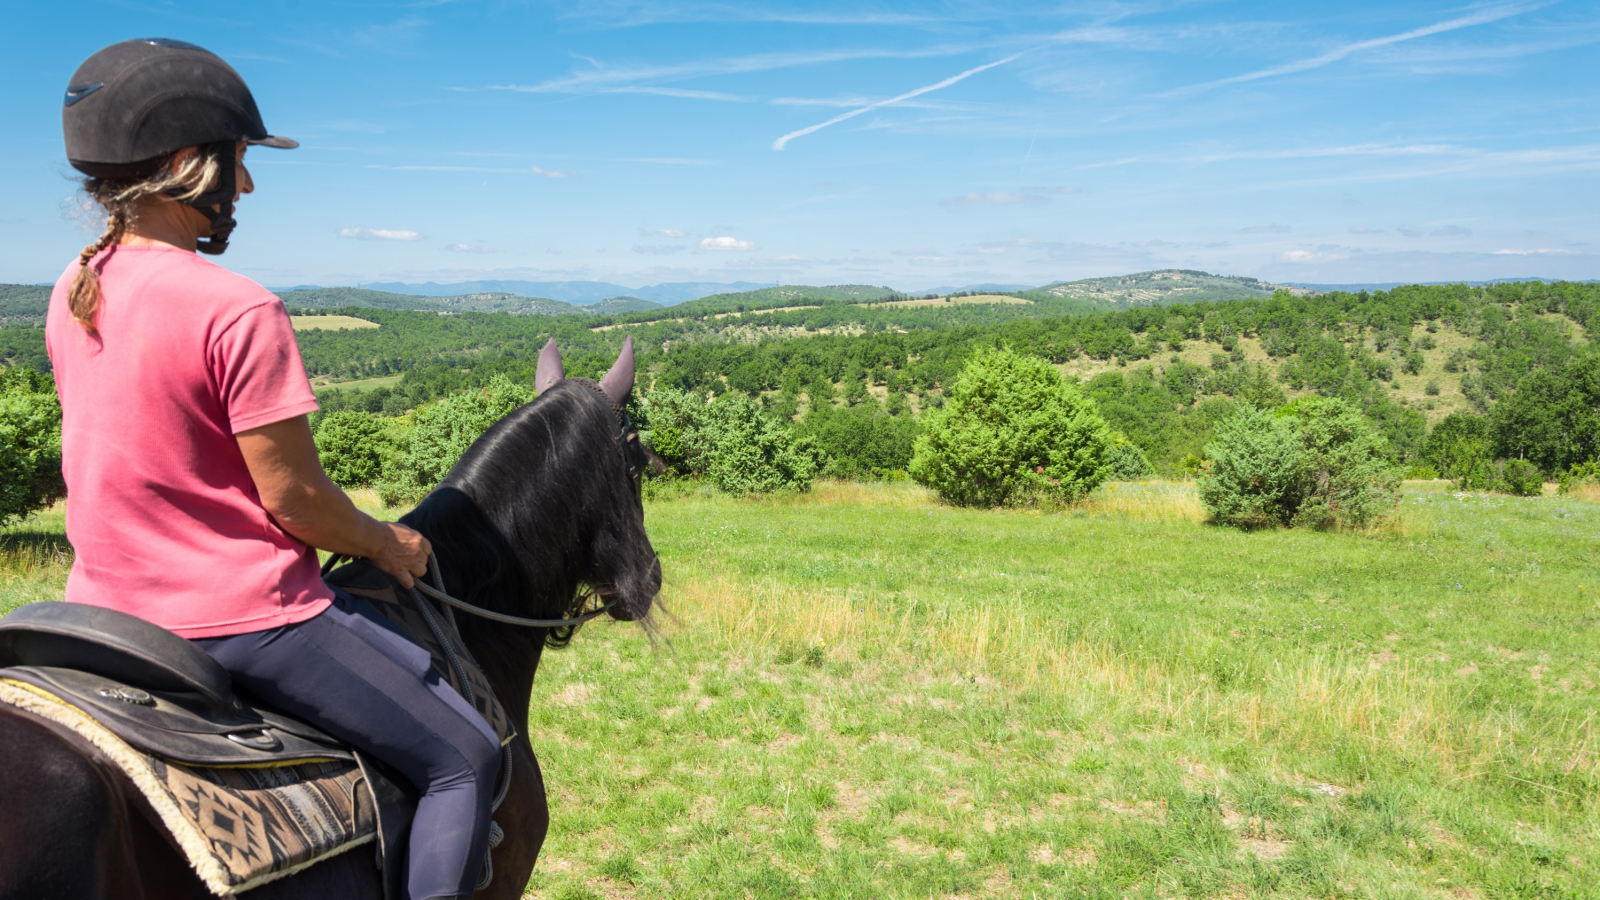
[1199,397,1400,529]
[1497,459,1543,496]
[1283,397,1402,528]
[1559,461,1600,495]
[1406,464,1440,480]
[640,388,817,493]
[377,376,532,505]
[1104,433,1153,480]
[1196,405,1307,528]
[314,411,393,487]
[908,348,1112,506]
[1424,379,1440,396]
[696,393,819,493]
[0,368,64,525]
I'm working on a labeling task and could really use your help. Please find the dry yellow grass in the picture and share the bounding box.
[290,315,380,331]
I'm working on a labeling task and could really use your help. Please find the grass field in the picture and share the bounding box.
[290,314,381,331]
[2,482,1596,899]
[311,372,405,391]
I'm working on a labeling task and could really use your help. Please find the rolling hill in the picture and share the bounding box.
[1027,270,1297,308]
[0,284,50,326]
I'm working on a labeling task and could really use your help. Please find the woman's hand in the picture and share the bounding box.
[369,521,432,589]
[236,415,432,588]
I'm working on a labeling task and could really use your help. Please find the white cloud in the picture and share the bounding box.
[442,243,494,253]
[530,166,571,178]
[893,247,942,256]
[1491,248,1579,256]
[700,236,757,251]
[1280,249,1345,263]
[339,228,423,241]
[632,244,687,255]
[977,246,1007,255]
[940,191,1045,207]
[1239,224,1291,234]
[656,228,686,237]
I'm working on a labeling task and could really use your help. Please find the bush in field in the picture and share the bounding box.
[1196,405,1307,528]
[1559,460,1600,495]
[1103,433,1153,480]
[640,388,817,493]
[0,368,64,525]
[1199,397,1400,529]
[1497,458,1543,496]
[1282,397,1402,528]
[908,348,1112,506]
[315,411,394,487]
[377,376,532,506]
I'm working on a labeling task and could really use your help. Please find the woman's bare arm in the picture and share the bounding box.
[236,415,430,588]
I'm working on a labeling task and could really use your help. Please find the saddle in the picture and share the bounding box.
[0,580,513,899]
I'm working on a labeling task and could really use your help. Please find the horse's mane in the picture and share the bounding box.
[399,380,650,651]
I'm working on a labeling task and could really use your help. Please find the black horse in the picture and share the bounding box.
[0,339,661,899]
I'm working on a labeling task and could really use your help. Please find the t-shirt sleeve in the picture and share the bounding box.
[210,300,320,434]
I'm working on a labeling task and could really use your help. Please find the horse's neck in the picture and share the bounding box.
[460,621,545,727]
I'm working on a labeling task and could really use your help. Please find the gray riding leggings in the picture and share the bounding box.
[194,590,501,900]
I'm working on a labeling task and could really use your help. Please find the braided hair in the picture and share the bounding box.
[66,150,223,336]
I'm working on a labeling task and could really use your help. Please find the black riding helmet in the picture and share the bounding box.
[63,38,297,254]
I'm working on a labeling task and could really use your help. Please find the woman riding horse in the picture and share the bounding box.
[51,39,498,900]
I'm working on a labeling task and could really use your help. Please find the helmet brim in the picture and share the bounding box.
[247,135,298,149]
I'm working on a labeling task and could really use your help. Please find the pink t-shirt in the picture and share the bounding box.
[46,244,334,638]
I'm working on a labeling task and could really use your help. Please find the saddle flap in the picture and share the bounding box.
[0,602,232,708]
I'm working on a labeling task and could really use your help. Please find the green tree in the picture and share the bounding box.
[314,411,392,488]
[909,348,1112,506]
[0,367,64,524]
[377,376,532,505]
[640,388,817,493]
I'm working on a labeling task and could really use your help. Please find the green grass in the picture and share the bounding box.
[3,482,1596,898]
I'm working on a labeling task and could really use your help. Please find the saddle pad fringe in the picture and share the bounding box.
[0,678,376,896]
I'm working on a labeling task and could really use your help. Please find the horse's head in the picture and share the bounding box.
[410,337,662,646]
[530,337,663,625]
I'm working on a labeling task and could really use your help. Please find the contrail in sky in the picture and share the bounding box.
[772,54,1022,151]
[1161,2,1546,96]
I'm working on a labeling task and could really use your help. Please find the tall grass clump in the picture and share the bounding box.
[1200,397,1400,528]
[909,348,1111,506]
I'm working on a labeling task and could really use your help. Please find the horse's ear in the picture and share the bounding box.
[535,339,564,394]
[599,336,635,407]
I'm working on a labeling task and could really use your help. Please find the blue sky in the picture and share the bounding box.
[3,1,1596,291]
